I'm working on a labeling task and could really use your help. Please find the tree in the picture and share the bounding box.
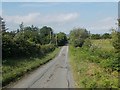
[39,26,53,45]
[2,32,15,58]
[91,34,101,39]
[111,19,120,71]
[69,28,89,47]
[19,22,24,31]
[14,25,40,44]
[2,24,56,59]
[101,33,111,39]
[57,32,67,46]
[112,20,120,53]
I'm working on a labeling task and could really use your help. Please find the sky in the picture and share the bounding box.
[1,0,120,2]
[2,2,118,34]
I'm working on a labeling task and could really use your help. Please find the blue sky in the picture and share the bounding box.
[2,2,118,34]
[2,0,120,2]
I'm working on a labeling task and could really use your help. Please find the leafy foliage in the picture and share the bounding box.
[57,32,67,46]
[2,23,67,59]
[91,34,101,39]
[101,33,112,39]
[2,22,65,86]
[69,28,89,47]
[69,28,118,88]
[91,33,112,39]
[83,38,92,48]
[111,28,120,71]
[39,26,53,45]
[69,44,118,88]
[2,48,60,86]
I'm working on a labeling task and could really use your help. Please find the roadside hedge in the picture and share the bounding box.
[2,37,55,59]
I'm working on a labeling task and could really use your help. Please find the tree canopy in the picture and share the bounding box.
[69,28,89,47]
[57,32,67,46]
[2,23,67,59]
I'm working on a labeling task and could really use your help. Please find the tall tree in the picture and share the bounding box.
[39,26,53,45]
[57,32,67,46]
[101,33,111,39]
[69,28,89,47]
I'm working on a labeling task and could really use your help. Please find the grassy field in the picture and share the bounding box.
[2,47,61,86]
[91,39,114,52]
[69,39,118,88]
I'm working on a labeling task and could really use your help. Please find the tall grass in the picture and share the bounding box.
[91,39,118,71]
[69,39,118,88]
[91,39,114,52]
[2,47,60,86]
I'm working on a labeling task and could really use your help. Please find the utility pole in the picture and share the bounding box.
[0,16,2,31]
[2,20,6,32]
[118,19,120,32]
[88,31,91,39]
[56,34,57,46]
[19,22,24,40]
[49,31,51,44]
[0,16,2,68]
[0,16,8,32]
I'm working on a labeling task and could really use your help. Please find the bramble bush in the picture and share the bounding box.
[80,39,118,71]
[111,30,120,71]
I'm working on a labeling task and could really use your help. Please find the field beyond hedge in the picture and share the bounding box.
[69,39,118,88]
[91,39,114,51]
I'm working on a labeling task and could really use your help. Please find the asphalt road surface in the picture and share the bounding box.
[9,46,75,88]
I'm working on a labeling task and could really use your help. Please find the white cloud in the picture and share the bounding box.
[41,13,79,23]
[4,13,40,24]
[88,17,117,33]
[21,3,60,7]
[4,12,79,25]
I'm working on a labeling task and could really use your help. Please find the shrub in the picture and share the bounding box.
[69,28,89,47]
[101,33,112,39]
[112,31,120,71]
[83,38,92,48]
[2,35,56,59]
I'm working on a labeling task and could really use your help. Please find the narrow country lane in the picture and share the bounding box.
[8,46,74,88]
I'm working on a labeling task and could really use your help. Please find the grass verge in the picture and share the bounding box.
[2,47,61,86]
[69,45,118,88]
